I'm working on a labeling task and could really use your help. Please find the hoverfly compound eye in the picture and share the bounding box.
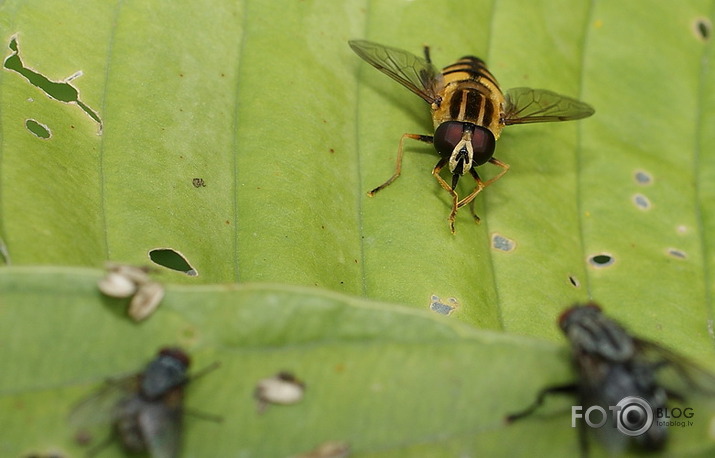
[471,126,496,165]
[433,121,465,159]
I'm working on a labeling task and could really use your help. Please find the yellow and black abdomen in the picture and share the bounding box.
[431,56,506,140]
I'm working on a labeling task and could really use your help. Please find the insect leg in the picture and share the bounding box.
[459,169,485,224]
[481,157,510,187]
[505,383,577,423]
[460,158,510,222]
[368,133,433,196]
[187,361,221,383]
[432,158,460,234]
[423,45,432,64]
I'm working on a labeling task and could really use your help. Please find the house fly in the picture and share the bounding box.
[507,303,715,456]
[69,347,219,458]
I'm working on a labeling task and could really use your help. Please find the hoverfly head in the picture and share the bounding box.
[434,122,496,185]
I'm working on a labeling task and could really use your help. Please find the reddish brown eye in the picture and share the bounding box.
[471,126,496,165]
[434,122,496,165]
[158,347,191,368]
[433,121,465,159]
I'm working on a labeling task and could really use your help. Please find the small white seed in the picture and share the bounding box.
[255,372,305,413]
[292,441,350,458]
[106,263,151,285]
[127,281,165,322]
[97,272,137,298]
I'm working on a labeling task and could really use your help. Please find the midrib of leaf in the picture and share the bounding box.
[97,0,124,261]
[354,0,372,298]
[694,0,715,348]
[574,0,597,298]
[0,1,20,265]
[478,0,503,328]
[230,0,250,282]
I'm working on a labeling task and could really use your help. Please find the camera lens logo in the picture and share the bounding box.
[616,396,653,437]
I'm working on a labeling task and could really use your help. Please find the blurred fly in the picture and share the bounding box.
[70,347,219,458]
[349,40,594,232]
[507,303,715,456]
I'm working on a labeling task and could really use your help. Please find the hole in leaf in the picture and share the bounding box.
[667,248,687,259]
[693,17,711,41]
[25,118,51,139]
[3,35,102,131]
[588,253,615,268]
[429,295,458,315]
[634,170,653,185]
[632,193,651,210]
[568,276,580,287]
[149,248,197,276]
[491,233,516,252]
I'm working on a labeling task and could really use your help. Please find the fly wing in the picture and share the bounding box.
[503,87,594,125]
[140,394,183,458]
[68,374,139,432]
[348,39,443,104]
[635,338,715,396]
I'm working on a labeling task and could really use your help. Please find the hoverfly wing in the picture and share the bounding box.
[503,87,594,125]
[139,401,183,458]
[348,39,443,104]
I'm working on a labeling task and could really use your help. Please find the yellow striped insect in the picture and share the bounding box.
[349,40,594,233]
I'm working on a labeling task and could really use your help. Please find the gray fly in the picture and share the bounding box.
[69,347,219,458]
[507,303,715,456]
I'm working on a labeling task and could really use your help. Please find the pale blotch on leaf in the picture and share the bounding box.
[587,253,615,269]
[149,247,198,276]
[491,233,516,252]
[633,170,653,185]
[292,441,350,458]
[676,225,689,235]
[429,295,458,315]
[666,248,687,260]
[632,193,651,210]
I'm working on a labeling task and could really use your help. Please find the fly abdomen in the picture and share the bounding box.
[442,56,499,89]
[446,88,494,127]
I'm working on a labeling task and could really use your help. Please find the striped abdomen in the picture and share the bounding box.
[431,56,506,140]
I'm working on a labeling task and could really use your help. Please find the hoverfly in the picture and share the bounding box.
[349,40,594,232]
[507,303,715,456]
[69,347,219,458]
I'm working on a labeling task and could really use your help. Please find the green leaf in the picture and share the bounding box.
[1,0,715,456]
